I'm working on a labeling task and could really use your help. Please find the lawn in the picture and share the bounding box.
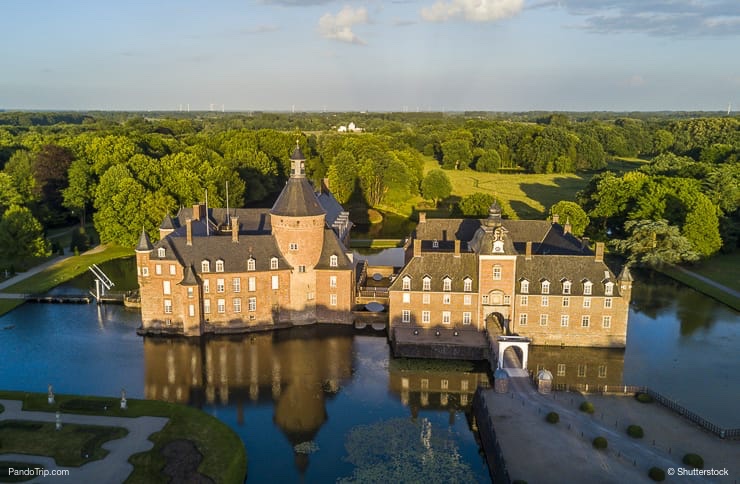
[0,300,25,318]
[658,265,740,312]
[689,253,740,293]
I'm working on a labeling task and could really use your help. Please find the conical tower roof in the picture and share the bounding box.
[270,143,325,217]
[135,228,153,251]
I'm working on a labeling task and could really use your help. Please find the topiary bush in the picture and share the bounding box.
[545,411,559,424]
[635,392,654,403]
[683,453,704,468]
[627,425,644,438]
[648,467,665,481]
[579,401,595,414]
[592,436,608,449]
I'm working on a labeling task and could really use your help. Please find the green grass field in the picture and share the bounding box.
[689,253,740,292]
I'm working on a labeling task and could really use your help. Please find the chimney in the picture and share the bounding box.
[454,240,460,257]
[418,212,426,223]
[525,241,532,260]
[552,213,559,224]
[322,178,330,193]
[413,239,421,258]
[192,203,202,221]
[564,218,572,235]
[595,242,604,263]
[231,216,239,243]
[186,218,193,246]
[581,236,590,251]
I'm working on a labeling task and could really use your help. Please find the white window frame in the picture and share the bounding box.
[330,294,337,306]
[422,277,431,291]
[493,265,502,280]
[521,280,529,293]
[560,314,569,327]
[443,277,451,292]
[169,264,176,276]
[541,295,549,307]
[423,293,430,305]
[442,311,451,325]
[540,314,548,326]
[289,243,298,251]
[233,298,241,313]
[215,259,225,273]
[604,297,612,308]
[563,281,571,294]
[248,297,256,312]
[271,257,279,270]
[462,312,472,325]
[216,278,225,293]
[217,299,226,314]
[605,282,614,296]
[203,279,210,294]
[541,281,550,294]
[402,276,411,291]
[422,311,431,324]
[584,281,593,295]
[330,276,337,288]
[463,278,472,292]
[233,277,241,293]
[602,315,611,328]
[203,299,211,314]
[583,297,591,308]
[163,280,171,295]
[248,277,256,292]
[271,275,279,290]
[402,310,411,323]
[158,247,166,258]
[164,299,172,314]
[402,293,411,304]
[519,313,527,326]
[155,264,162,275]
[557,364,566,376]
[581,315,590,327]
[521,295,528,306]
[330,255,338,267]
[562,296,569,307]
[247,258,255,271]
[142,266,149,277]
[432,239,439,248]
[443,294,451,305]
[201,260,210,273]
[463,294,471,306]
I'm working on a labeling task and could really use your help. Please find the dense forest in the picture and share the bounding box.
[0,111,737,270]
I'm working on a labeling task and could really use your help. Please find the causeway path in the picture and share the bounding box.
[0,399,168,483]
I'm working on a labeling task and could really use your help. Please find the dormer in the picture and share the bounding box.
[157,247,166,258]
[402,275,411,291]
[422,276,431,291]
[463,277,473,292]
[247,257,256,271]
[604,281,614,296]
[201,260,210,273]
[520,279,530,294]
[582,279,593,295]
[270,257,279,270]
[215,259,225,272]
[561,279,572,295]
[330,254,338,267]
[541,279,550,294]
[442,276,452,292]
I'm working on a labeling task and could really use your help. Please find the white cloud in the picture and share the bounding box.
[318,6,369,44]
[421,0,523,22]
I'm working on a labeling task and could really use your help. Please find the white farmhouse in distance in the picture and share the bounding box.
[337,121,363,133]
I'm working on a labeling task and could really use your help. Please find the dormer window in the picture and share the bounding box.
[583,280,593,295]
[402,276,411,291]
[201,260,210,273]
[422,276,431,291]
[605,282,614,296]
[521,280,529,294]
[432,239,439,248]
[330,255,338,267]
[247,258,255,271]
[270,257,279,270]
[463,277,472,292]
[443,277,452,292]
[215,259,225,272]
[157,247,165,258]
[562,281,571,295]
[541,280,550,294]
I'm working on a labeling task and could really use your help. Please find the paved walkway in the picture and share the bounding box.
[0,399,168,483]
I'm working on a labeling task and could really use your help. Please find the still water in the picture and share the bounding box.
[0,260,738,481]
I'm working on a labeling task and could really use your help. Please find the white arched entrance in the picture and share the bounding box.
[496,336,530,370]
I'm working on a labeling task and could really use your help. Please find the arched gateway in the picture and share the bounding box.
[496,336,530,370]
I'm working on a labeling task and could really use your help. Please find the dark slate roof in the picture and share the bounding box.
[468,225,518,255]
[534,223,589,255]
[315,228,353,270]
[179,265,200,286]
[175,207,272,235]
[618,265,634,282]
[414,218,481,242]
[291,145,305,161]
[516,255,620,297]
[159,214,178,230]
[389,253,479,292]
[270,177,326,217]
[504,220,552,245]
[317,191,344,227]
[136,228,153,251]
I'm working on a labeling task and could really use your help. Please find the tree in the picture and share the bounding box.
[0,205,51,263]
[0,173,23,214]
[421,169,451,206]
[549,201,589,237]
[612,219,699,267]
[458,193,496,217]
[475,150,501,173]
[575,134,606,171]
[440,139,472,169]
[327,152,357,204]
[62,158,94,227]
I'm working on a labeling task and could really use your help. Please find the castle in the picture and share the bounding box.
[135,144,632,356]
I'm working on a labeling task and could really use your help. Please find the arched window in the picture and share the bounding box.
[541,280,550,294]
[157,247,165,258]
[330,255,338,267]
[201,260,210,273]
[583,280,593,295]
[270,257,279,270]
[520,279,529,293]
[562,280,572,295]
[215,259,225,272]
[402,276,411,291]
[422,276,431,291]
[463,277,472,292]
[442,277,452,292]
[247,258,256,271]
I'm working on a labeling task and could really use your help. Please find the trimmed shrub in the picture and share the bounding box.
[592,436,608,449]
[545,412,559,424]
[627,425,644,438]
[682,453,704,469]
[635,392,654,403]
[648,467,665,481]
[579,401,595,414]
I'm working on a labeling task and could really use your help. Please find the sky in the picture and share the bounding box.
[1,0,739,112]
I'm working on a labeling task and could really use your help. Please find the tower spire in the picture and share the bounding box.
[290,141,306,178]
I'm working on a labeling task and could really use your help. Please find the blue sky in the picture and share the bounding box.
[2,0,738,111]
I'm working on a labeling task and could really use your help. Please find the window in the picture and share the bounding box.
[581,315,590,327]
[402,276,411,291]
[402,310,411,323]
[463,278,472,292]
[158,247,166,258]
[164,299,172,314]
[142,266,149,277]
[163,281,171,295]
[216,259,224,272]
[217,299,226,313]
[421,378,429,389]
[521,280,529,293]
[169,264,176,276]
[482,295,489,304]
[493,265,502,280]
[604,298,612,308]
[216,278,225,293]
[330,294,337,306]
[443,294,451,305]
[271,275,279,290]
[233,298,242,313]
[598,365,607,378]
[541,295,549,307]
[423,293,430,304]
[602,316,611,328]
[578,365,587,377]
[402,293,410,304]
[422,311,431,324]
[560,315,569,327]
[248,277,256,292]
[201,260,210,273]
[463,294,471,306]
[562,297,569,307]
[233,278,241,293]
[289,243,298,251]
[298,265,306,273]
[521,295,528,306]
[247,258,255,271]
[461,380,469,391]
[330,255,338,267]
[541,281,550,294]
[463,312,472,325]
[330,276,337,288]
[443,277,451,292]
[583,297,591,308]
[432,239,439,248]
[422,277,431,291]
[189,304,195,317]
[519,313,527,326]
[248,297,256,312]
[442,311,451,324]
[557,364,566,376]
[540,314,548,326]
[203,279,210,294]
[271,257,279,269]
[504,295,511,305]
[562,281,571,294]
[187,287,194,298]
[583,281,593,295]
[306,292,314,300]
[155,264,162,275]
[605,282,614,296]
[204,299,211,314]
[441,379,449,390]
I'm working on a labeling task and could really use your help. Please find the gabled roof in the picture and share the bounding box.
[175,207,272,235]
[159,214,178,230]
[179,265,200,286]
[315,228,353,270]
[135,228,153,252]
[516,255,620,296]
[389,253,479,292]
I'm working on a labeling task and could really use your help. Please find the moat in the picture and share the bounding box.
[0,258,738,481]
